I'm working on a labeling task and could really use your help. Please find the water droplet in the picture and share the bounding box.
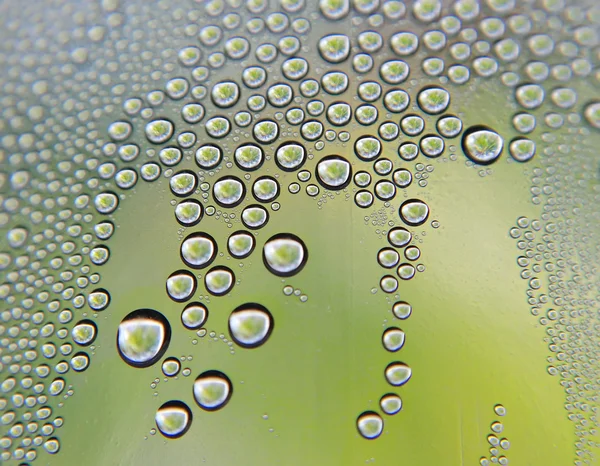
[205,267,235,296]
[385,362,412,386]
[213,177,245,207]
[117,309,171,368]
[71,320,97,346]
[400,199,429,226]
[229,303,273,348]
[508,138,536,162]
[181,303,208,330]
[228,231,255,259]
[316,156,352,189]
[318,34,350,63]
[145,119,174,144]
[382,328,406,352]
[263,234,308,277]
[166,270,197,302]
[193,371,232,411]
[380,394,403,415]
[357,411,383,439]
[155,401,192,438]
[462,126,504,164]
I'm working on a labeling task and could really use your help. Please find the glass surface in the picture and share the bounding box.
[1,0,599,465]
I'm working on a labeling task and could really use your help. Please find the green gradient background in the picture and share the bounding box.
[50,89,578,464]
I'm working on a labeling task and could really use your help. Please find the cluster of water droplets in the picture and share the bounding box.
[1,0,599,460]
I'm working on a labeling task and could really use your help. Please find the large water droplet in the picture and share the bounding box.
[399,199,429,226]
[462,126,504,164]
[229,303,274,348]
[117,309,171,368]
[357,411,384,439]
[385,362,412,386]
[155,401,192,439]
[263,233,308,277]
[193,371,233,411]
[316,156,352,189]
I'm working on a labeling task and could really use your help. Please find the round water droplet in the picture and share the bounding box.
[263,233,308,277]
[234,144,264,171]
[378,248,400,268]
[193,371,232,411]
[437,116,463,138]
[583,102,600,129]
[391,32,419,56]
[213,177,245,207]
[196,144,223,169]
[385,362,412,386]
[509,138,536,162]
[72,320,97,346]
[117,309,171,368]
[355,190,374,208]
[162,358,181,377]
[95,192,119,214]
[380,394,403,415]
[462,126,504,164]
[400,199,429,226]
[205,267,235,296]
[155,401,192,439]
[181,303,208,330]
[170,171,197,197]
[253,119,279,144]
[145,119,174,144]
[175,200,203,227]
[253,177,279,202]
[276,143,306,171]
[383,328,406,352]
[211,81,240,108]
[229,303,273,348]
[242,205,269,229]
[316,156,352,189]
[354,136,381,161]
[180,233,217,269]
[88,288,110,311]
[228,231,255,259]
[166,270,197,302]
[380,60,410,84]
[318,34,350,63]
[357,411,383,439]
[380,275,399,293]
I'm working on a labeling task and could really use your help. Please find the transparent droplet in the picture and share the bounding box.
[357,411,383,439]
[400,199,429,226]
[229,303,273,348]
[263,234,308,277]
[180,233,217,269]
[462,126,504,164]
[155,401,192,438]
[181,303,208,330]
[166,270,197,302]
[385,362,412,386]
[193,371,232,411]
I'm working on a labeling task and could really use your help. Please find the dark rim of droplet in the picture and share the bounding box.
[180,232,218,269]
[234,143,265,171]
[228,303,274,349]
[174,199,203,227]
[212,176,246,208]
[146,117,175,145]
[461,125,503,165]
[227,230,256,259]
[162,357,181,376]
[156,400,192,438]
[117,309,171,368]
[193,370,233,411]
[419,133,445,158]
[399,199,429,226]
[356,411,383,439]
[374,180,397,201]
[252,176,280,202]
[326,101,352,126]
[88,287,111,311]
[181,302,209,330]
[315,155,352,190]
[275,142,307,171]
[166,270,197,303]
[354,136,382,161]
[436,114,462,139]
[241,204,270,230]
[71,351,90,372]
[195,143,223,169]
[170,170,198,198]
[204,266,235,296]
[262,233,309,277]
[382,327,404,352]
[73,319,97,346]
